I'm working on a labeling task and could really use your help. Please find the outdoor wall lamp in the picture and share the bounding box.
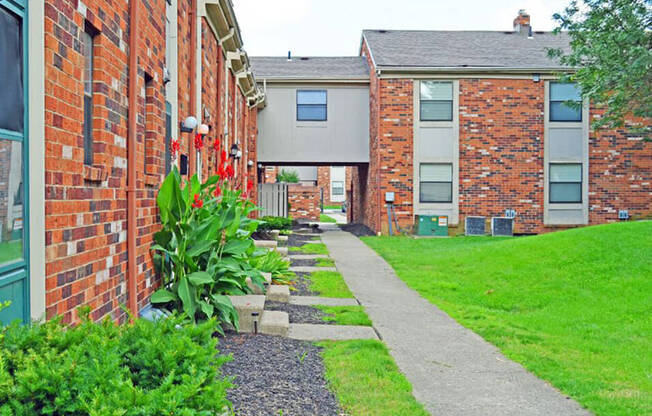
[230,143,240,159]
[180,116,198,133]
[197,123,210,136]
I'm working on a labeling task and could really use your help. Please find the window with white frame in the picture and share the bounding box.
[297,90,327,121]
[549,163,582,203]
[550,82,582,122]
[420,81,453,121]
[419,163,452,203]
[332,181,344,196]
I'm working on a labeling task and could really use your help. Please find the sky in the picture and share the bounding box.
[232,0,571,57]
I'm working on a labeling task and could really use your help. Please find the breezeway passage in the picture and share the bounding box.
[321,228,590,416]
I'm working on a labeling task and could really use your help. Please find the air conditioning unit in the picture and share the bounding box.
[491,217,513,237]
[618,210,629,220]
[465,216,486,236]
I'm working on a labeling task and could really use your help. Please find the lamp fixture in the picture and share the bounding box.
[229,144,239,158]
[197,123,210,136]
[180,116,198,133]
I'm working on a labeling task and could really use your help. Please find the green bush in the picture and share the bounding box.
[250,250,295,285]
[276,169,299,183]
[258,216,292,231]
[0,310,232,415]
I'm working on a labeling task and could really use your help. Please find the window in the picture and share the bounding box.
[332,181,344,196]
[82,28,94,165]
[420,81,453,121]
[420,163,452,203]
[550,163,582,203]
[550,82,582,122]
[165,101,172,175]
[297,90,327,121]
[0,6,23,133]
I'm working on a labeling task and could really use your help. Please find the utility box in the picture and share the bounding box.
[416,215,448,237]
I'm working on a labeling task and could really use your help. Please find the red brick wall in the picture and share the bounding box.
[43,0,260,324]
[288,185,320,221]
[317,166,331,203]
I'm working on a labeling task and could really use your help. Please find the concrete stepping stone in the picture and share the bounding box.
[289,296,358,306]
[289,266,337,273]
[260,310,289,337]
[276,246,288,256]
[288,324,378,341]
[266,285,290,303]
[277,235,288,242]
[254,240,277,249]
[289,254,329,260]
[246,272,272,295]
[228,295,266,333]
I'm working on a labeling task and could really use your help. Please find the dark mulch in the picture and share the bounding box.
[219,333,340,416]
[292,223,323,233]
[291,272,318,296]
[290,258,317,267]
[339,223,375,237]
[288,233,319,247]
[265,301,334,325]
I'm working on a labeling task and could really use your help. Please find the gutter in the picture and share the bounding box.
[376,66,574,75]
[127,0,139,316]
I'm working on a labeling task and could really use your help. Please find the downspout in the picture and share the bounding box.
[127,0,139,316]
[188,0,197,176]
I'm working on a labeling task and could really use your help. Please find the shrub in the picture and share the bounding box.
[258,216,293,231]
[277,169,299,183]
[151,167,265,329]
[0,310,232,415]
[250,250,295,285]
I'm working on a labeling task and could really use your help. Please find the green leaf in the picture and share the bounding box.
[186,240,213,258]
[150,289,177,304]
[199,301,214,318]
[178,278,196,319]
[222,239,251,256]
[187,271,214,286]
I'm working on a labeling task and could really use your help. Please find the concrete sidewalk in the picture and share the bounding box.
[321,229,590,416]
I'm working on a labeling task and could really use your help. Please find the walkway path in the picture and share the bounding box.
[321,229,590,416]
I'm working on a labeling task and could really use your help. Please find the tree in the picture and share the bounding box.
[548,0,651,136]
[277,168,300,183]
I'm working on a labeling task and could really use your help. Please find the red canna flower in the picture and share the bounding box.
[194,133,204,150]
[191,193,203,209]
[213,186,222,197]
[213,138,221,152]
[226,164,234,179]
[247,179,254,192]
[170,138,181,157]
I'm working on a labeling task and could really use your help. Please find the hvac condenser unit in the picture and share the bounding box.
[416,215,448,237]
[491,217,513,237]
[465,216,486,236]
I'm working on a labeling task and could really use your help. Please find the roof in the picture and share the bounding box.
[362,30,571,70]
[250,56,369,80]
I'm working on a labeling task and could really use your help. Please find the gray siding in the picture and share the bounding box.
[257,84,370,164]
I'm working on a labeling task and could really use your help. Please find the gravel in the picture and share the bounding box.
[288,233,320,247]
[219,333,340,416]
[290,258,317,267]
[339,223,375,237]
[266,301,334,325]
[291,272,318,296]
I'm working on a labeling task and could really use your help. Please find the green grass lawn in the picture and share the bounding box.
[323,204,341,210]
[362,221,652,416]
[290,242,329,255]
[319,214,337,223]
[0,241,22,265]
[306,271,353,298]
[318,340,428,416]
[314,257,335,267]
[316,306,372,326]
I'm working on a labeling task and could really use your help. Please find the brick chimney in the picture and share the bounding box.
[513,9,531,34]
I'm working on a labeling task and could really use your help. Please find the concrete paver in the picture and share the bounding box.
[289,296,359,306]
[288,323,378,341]
[321,229,590,416]
[289,266,337,273]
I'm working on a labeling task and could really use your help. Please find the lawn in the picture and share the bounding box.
[362,221,652,416]
[314,257,335,267]
[0,241,22,265]
[306,271,353,298]
[319,214,337,223]
[323,204,341,210]
[316,305,372,326]
[289,242,329,255]
[319,340,429,416]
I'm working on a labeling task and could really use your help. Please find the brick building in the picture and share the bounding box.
[0,0,264,324]
[252,10,651,235]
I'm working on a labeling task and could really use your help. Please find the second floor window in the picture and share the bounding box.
[550,82,582,122]
[420,81,453,121]
[297,90,327,121]
[82,28,94,165]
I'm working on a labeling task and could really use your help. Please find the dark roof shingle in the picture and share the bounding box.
[362,30,571,69]
[250,56,369,79]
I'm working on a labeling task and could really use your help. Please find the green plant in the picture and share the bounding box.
[315,257,335,267]
[0,309,233,415]
[249,250,296,285]
[289,242,329,255]
[151,167,264,328]
[316,306,372,326]
[258,216,293,231]
[305,271,354,298]
[277,168,299,183]
[319,214,337,223]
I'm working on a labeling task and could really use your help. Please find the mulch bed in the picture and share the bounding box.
[288,233,320,247]
[219,333,340,416]
[339,223,375,237]
[291,272,318,296]
[265,301,334,325]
